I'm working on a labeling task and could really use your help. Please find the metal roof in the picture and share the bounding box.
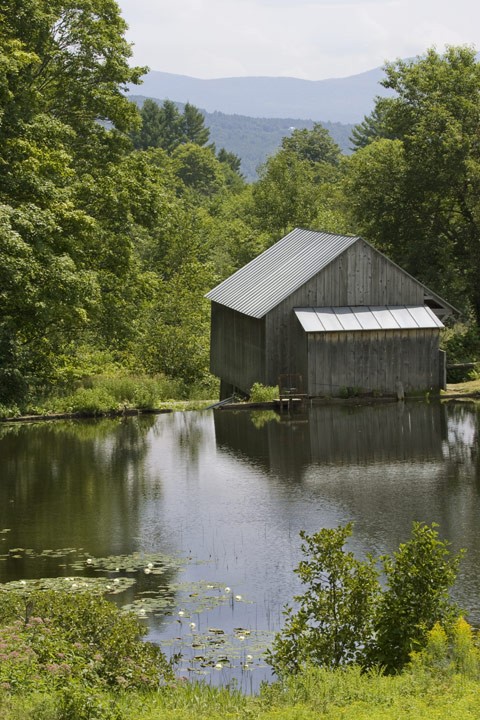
[205,228,360,318]
[294,306,445,333]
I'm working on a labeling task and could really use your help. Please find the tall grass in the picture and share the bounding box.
[0,373,219,419]
[3,666,480,720]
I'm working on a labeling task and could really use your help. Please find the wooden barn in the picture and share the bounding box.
[205,228,456,398]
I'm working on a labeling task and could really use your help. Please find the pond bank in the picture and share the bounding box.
[2,382,479,423]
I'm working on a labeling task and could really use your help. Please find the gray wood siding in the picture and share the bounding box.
[210,302,266,394]
[265,240,427,385]
[306,329,440,396]
[210,238,442,395]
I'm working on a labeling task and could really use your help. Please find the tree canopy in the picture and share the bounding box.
[2,19,480,408]
[347,46,480,322]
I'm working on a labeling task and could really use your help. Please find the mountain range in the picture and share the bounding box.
[128,64,396,180]
[130,66,394,125]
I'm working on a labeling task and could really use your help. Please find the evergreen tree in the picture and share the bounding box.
[131,99,164,150]
[182,102,210,146]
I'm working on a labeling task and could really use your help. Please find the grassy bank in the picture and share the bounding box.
[2,665,480,720]
[2,374,480,422]
[0,373,218,420]
[444,378,480,396]
[2,571,480,720]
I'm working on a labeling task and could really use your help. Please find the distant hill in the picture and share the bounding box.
[130,96,355,181]
[130,67,393,125]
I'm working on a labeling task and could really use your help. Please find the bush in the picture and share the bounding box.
[442,324,480,382]
[369,522,463,672]
[268,522,463,677]
[249,383,279,402]
[267,524,379,676]
[59,682,123,720]
[0,591,173,694]
[411,617,480,679]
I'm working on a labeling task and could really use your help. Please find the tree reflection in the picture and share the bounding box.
[0,416,159,580]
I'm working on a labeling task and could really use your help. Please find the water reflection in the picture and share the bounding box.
[0,416,161,578]
[214,400,480,621]
[215,401,448,474]
[0,401,479,691]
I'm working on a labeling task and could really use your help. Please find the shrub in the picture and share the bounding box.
[0,591,173,694]
[369,522,463,672]
[267,524,379,676]
[411,617,480,679]
[249,383,279,402]
[59,682,123,720]
[268,522,463,677]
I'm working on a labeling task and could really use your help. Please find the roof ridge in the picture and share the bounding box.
[206,228,360,318]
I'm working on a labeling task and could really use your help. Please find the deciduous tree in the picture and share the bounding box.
[346,46,480,321]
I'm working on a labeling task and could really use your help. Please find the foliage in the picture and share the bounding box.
[194,104,354,182]
[369,522,463,672]
[281,123,342,166]
[249,383,279,402]
[267,524,379,676]
[131,99,210,152]
[6,663,480,720]
[345,46,480,323]
[411,617,480,679]
[350,103,393,150]
[257,662,480,720]
[27,374,188,416]
[137,260,215,386]
[0,0,144,401]
[252,123,347,237]
[268,522,463,677]
[252,151,320,235]
[441,324,480,365]
[172,143,224,197]
[0,590,173,696]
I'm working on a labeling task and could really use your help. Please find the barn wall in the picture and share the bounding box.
[210,302,266,394]
[306,329,440,396]
[265,239,427,386]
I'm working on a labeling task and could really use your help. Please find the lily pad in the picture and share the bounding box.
[70,550,183,574]
[0,575,136,595]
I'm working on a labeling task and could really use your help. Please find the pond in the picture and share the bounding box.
[0,399,479,692]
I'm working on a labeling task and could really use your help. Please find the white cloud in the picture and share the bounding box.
[118,0,480,79]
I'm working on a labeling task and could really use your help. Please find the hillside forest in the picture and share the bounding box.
[129,96,355,182]
[1,0,480,411]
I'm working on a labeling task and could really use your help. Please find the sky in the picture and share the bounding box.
[117,0,480,81]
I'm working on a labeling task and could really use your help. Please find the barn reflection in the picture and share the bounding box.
[214,400,449,478]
